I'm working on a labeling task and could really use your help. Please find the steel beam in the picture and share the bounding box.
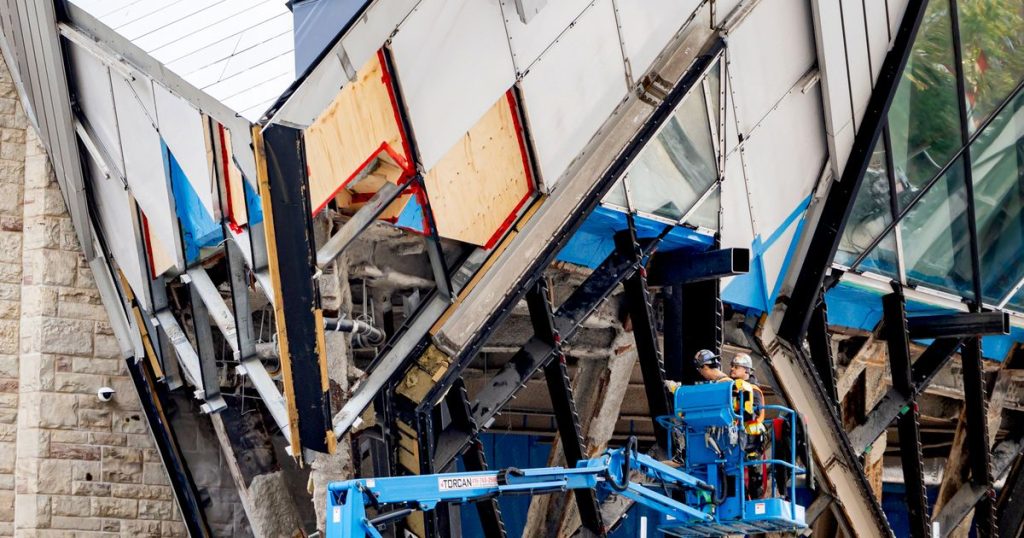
[962,336,997,536]
[527,281,604,535]
[996,445,1024,538]
[808,291,839,407]
[779,0,930,344]
[662,285,685,382]
[615,230,671,449]
[935,436,1024,536]
[848,337,962,453]
[884,288,931,538]
[646,247,749,286]
[254,125,333,457]
[316,181,406,268]
[906,311,1010,340]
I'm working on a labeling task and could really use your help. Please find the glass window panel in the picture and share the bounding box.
[899,157,974,297]
[602,176,628,208]
[1009,284,1024,311]
[957,0,1024,133]
[836,137,893,267]
[854,228,900,280]
[707,60,721,124]
[687,185,720,231]
[627,88,718,220]
[888,0,963,207]
[971,89,1024,304]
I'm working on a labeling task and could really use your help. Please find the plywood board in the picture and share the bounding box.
[615,0,701,81]
[304,51,411,215]
[390,0,516,171]
[519,0,627,189]
[109,75,182,274]
[423,93,533,247]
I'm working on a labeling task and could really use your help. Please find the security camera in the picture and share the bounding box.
[97,387,116,402]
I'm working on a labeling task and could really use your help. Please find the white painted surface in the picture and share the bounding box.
[109,74,182,271]
[864,0,891,82]
[810,0,853,177]
[841,0,872,129]
[615,0,701,81]
[153,84,216,218]
[500,0,592,74]
[720,151,754,250]
[69,0,295,121]
[520,0,627,189]
[390,0,516,171]
[68,45,124,175]
[743,84,826,239]
[727,0,816,135]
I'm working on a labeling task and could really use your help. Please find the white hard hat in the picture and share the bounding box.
[731,353,753,370]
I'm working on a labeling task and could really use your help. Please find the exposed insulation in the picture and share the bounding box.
[304,51,412,216]
[422,92,534,247]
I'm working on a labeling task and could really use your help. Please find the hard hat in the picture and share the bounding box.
[694,349,719,367]
[731,353,753,370]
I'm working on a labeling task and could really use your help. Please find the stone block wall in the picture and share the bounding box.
[0,51,186,536]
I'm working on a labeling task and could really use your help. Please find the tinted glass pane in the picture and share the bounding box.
[1009,285,1024,311]
[900,157,974,297]
[603,177,628,208]
[958,0,1024,132]
[855,229,900,280]
[836,137,892,267]
[628,89,718,220]
[971,89,1024,303]
[687,185,720,231]
[889,0,963,207]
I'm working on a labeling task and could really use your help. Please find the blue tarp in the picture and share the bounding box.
[163,140,223,263]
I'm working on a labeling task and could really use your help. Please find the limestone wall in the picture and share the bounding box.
[0,53,186,536]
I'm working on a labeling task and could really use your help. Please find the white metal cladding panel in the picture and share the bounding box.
[713,0,743,26]
[810,0,854,176]
[864,0,891,83]
[68,45,124,175]
[340,0,418,82]
[888,0,911,39]
[841,0,873,130]
[499,0,592,74]
[614,0,701,81]
[69,0,295,122]
[743,84,826,240]
[720,151,754,250]
[727,0,816,135]
[86,153,150,310]
[153,84,216,219]
[390,0,516,171]
[109,74,181,270]
[519,0,627,189]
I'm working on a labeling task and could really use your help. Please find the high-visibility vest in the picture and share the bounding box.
[733,379,766,435]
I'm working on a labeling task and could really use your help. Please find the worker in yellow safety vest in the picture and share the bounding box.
[729,353,767,499]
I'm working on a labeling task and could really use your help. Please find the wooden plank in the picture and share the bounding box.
[304,51,411,216]
[422,92,534,247]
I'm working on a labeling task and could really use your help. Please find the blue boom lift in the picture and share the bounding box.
[326,382,809,537]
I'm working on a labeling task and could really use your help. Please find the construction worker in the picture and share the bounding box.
[729,353,767,499]
[665,349,729,396]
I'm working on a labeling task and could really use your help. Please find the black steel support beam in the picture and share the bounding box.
[962,336,997,536]
[884,287,931,538]
[808,291,839,407]
[906,311,1010,340]
[646,247,749,286]
[662,285,685,382]
[778,0,930,345]
[444,378,506,538]
[848,336,963,452]
[433,248,641,469]
[616,230,671,449]
[527,280,605,535]
[678,280,722,386]
[255,125,333,455]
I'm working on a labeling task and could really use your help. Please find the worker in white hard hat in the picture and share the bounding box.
[729,352,767,499]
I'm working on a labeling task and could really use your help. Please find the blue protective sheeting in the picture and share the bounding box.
[163,140,223,263]
[556,206,714,269]
[825,281,1023,361]
[243,176,263,226]
[395,193,427,234]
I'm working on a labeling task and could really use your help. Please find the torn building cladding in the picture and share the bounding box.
[0,0,1023,536]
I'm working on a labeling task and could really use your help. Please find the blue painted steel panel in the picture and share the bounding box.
[163,141,223,263]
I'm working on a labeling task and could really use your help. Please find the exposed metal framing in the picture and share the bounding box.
[996,446,1024,537]
[779,0,930,344]
[884,286,932,538]
[645,247,750,286]
[807,289,840,408]
[528,280,605,535]
[615,225,671,450]
[186,276,223,410]
[316,180,408,268]
[662,285,685,382]
[847,336,963,452]
[906,311,1010,340]
[962,336,998,536]
[444,378,507,538]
